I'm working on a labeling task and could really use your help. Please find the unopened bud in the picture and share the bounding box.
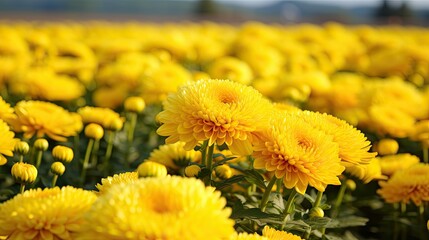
[84,123,104,140]
[11,162,38,184]
[137,161,167,178]
[52,145,74,163]
[14,141,29,155]
[51,161,65,176]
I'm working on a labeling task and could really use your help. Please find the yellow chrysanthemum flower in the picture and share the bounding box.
[0,119,18,165]
[77,106,123,130]
[0,187,97,240]
[77,176,234,240]
[10,67,85,101]
[378,163,429,206]
[0,96,16,123]
[253,113,344,194]
[379,153,420,176]
[11,100,82,142]
[367,104,415,138]
[147,142,201,170]
[262,226,303,240]
[230,232,267,240]
[346,158,387,183]
[297,111,376,167]
[207,56,254,85]
[157,79,274,156]
[95,171,138,194]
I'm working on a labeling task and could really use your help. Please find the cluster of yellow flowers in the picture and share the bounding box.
[0,21,429,239]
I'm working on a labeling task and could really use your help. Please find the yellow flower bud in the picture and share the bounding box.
[52,145,74,163]
[137,161,167,178]
[14,141,29,155]
[184,165,201,177]
[309,207,324,218]
[11,162,38,184]
[34,138,49,151]
[214,164,232,180]
[346,179,356,191]
[124,96,146,113]
[84,123,104,140]
[51,161,65,176]
[107,118,124,131]
[377,138,399,156]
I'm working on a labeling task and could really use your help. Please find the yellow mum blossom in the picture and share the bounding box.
[78,106,123,130]
[262,226,303,240]
[0,96,16,123]
[92,85,128,109]
[379,153,420,176]
[95,171,138,194]
[207,56,254,85]
[147,142,201,170]
[297,111,376,167]
[378,163,429,206]
[157,79,274,156]
[10,67,85,101]
[0,187,97,240]
[230,232,267,240]
[366,104,415,138]
[346,158,387,184]
[253,113,344,194]
[12,100,82,141]
[76,176,234,240]
[140,62,192,104]
[0,120,18,165]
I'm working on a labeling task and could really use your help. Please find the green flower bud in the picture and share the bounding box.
[309,207,324,218]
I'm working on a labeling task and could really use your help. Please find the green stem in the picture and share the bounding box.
[103,131,115,175]
[35,150,43,169]
[331,181,347,218]
[281,188,298,230]
[313,191,324,208]
[80,139,94,186]
[260,175,277,212]
[423,144,428,163]
[20,184,25,193]
[200,140,209,166]
[206,144,215,186]
[127,112,138,144]
[90,139,100,167]
[19,155,24,163]
[52,175,58,187]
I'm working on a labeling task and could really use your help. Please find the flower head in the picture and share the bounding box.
[77,176,234,240]
[262,226,303,240]
[137,161,168,178]
[11,100,82,141]
[52,145,74,163]
[0,187,97,240]
[378,163,429,206]
[379,153,420,176]
[78,106,123,131]
[95,171,138,194]
[157,79,273,155]
[147,142,201,170]
[0,120,18,165]
[0,96,16,123]
[297,111,376,167]
[253,113,344,194]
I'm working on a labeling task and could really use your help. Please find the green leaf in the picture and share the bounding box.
[213,175,245,190]
[243,169,266,189]
[325,216,368,228]
[304,217,332,229]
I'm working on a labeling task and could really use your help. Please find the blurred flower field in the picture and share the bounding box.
[0,21,429,239]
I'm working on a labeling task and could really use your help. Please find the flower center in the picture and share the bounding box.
[219,91,238,104]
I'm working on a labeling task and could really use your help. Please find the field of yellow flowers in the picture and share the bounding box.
[0,21,428,240]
